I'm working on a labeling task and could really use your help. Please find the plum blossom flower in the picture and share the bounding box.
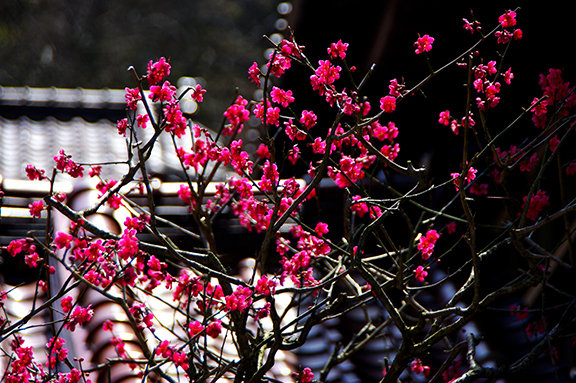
[411,359,431,376]
[417,230,440,260]
[124,87,141,110]
[146,57,171,86]
[414,34,434,54]
[255,275,277,296]
[519,190,549,221]
[28,200,43,218]
[271,86,294,107]
[248,62,262,86]
[54,232,74,250]
[149,81,176,102]
[504,67,514,85]
[65,304,93,332]
[206,320,222,338]
[188,320,205,336]
[300,110,317,129]
[190,84,206,102]
[438,110,450,126]
[25,165,46,181]
[328,40,348,59]
[498,10,517,28]
[413,266,428,282]
[379,95,396,113]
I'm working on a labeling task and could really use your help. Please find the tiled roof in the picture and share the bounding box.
[0,115,231,182]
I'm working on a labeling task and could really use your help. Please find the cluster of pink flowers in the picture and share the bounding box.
[292,367,314,383]
[411,358,431,376]
[531,68,576,128]
[146,57,171,85]
[64,304,94,332]
[156,340,190,371]
[46,336,69,369]
[413,265,428,283]
[53,149,84,178]
[7,238,41,269]
[495,10,522,44]
[519,190,550,221]
[225,285,253,312]
[450,166,477,191]
[417,229,440,260]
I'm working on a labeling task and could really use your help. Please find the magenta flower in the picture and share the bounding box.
[414,34,434,54]
[413,266,428,282]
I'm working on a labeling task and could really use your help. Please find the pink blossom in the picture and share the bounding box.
[498,10,517,28]
[310,137,326,154]
[188,320,205,336]
[519,153,539,172]
[61,296,74,313]
[566,162,576,176]
[255,275,277,296]
[504,67,514,85]
[117,229,139,261]
[411,359,431,376]
[519,190,549,221]
[413,266,428,282]
[462,18,474,34]
[417,230,440,260]
[328,39,348,59]
[163,101,187,138]
[446,221,457,234]
[379,95,396,113]
[287,145,300,165]
[271,86,294,107]
[414,34,434,54]
[300,110,317,129]
[54,232,73,250]
[526,318,546,338]
[549,135,560,152]
[28,200,43,218]
[388,78,403,97]
[206,320,222,338]
[25,165,46,181]
[146,57,171,86]
[136,113,149,128]
[65,304,93,331]
[438,110,450,126]
[315,222,329,236]
[301,367,314,383]
[255,143,271,159]
[116,118,128,136]
[225,286,253,313]
[380,143,400,162]
[124,87,141,110]
[190,84,206,102]
[254,102,280,126]
[103,319,114,331]
[224,96,250,134]
[89,165,102,178]
[510,305,529,321]
[149,80,176,102]
[310,60,341,95]
[248,62,262,86]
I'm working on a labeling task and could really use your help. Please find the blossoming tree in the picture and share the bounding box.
[2,8,576,383]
